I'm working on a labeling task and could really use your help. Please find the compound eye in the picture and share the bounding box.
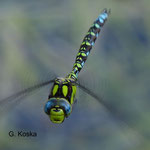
[59,99,72,116]
[64,105,71,117]
[44,99,57,115]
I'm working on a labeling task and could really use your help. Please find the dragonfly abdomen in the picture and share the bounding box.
[67,9,110,80]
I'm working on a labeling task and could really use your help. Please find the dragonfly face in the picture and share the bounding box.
[44,98,72,123]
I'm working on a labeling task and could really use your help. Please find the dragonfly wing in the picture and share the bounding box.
[0,79,55,115]
[76,81,116,114]
[76,81,136,128]
[77,81,147,142]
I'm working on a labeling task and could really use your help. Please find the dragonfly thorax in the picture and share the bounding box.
[49,77,77,104]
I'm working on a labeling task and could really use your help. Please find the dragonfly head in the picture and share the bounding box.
[44,98,72,124]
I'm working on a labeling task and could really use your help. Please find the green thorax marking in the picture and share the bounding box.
[49,77,76,105]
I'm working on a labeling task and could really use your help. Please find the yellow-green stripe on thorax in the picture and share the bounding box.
[48,77,76,105]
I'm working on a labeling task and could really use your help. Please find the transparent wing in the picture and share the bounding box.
[76,80,147,141]
[0,79,55,105]
[0,79,55,117]
[76,80,121,119]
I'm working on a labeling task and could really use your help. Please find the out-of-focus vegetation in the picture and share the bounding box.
[0,0,150,150]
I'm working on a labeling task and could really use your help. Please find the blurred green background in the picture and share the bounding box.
[0,0,150,150]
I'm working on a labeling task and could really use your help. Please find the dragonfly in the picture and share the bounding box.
[0,9,111,124]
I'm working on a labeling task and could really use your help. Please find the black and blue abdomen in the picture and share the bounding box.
[67,9,110,80]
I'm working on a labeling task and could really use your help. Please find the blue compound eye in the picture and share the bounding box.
[59,99,72,116]
[44,101,53,115]
[44,99,56,115]
[64,104,72,115]
[65,106,71,117]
